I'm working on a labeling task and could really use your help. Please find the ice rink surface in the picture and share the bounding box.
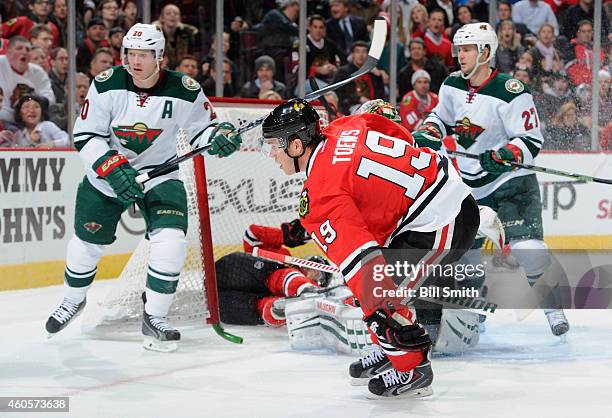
[1,280,611,418]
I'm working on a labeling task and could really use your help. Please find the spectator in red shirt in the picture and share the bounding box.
[1,0,60,47]
[423,9,454,68]
[0,15,10,55]
[566,20,606,86]
[108,26,124,66]
[399,69,439,131]
[408,4,428,40]
[76,18,109,74]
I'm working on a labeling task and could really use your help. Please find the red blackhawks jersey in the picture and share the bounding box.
[299,113,470,290]
[399,90,439,131]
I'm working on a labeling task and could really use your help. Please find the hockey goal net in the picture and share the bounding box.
[81,98,328,337]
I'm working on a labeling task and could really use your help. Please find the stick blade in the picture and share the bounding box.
[368,18,387,60]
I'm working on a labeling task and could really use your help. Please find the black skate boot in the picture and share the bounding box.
[46,298,87,337]
[349,347,392,386]
[141,292,180,352]
[366,351,433,399]
[545,309,570,337]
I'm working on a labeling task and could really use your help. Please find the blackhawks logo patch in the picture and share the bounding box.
[83,222,102,234]
[181,75,200,91]
[112,123,163,154]
[505,78,524,94]
[298,189,310,218]
[95,68,114,82]
[454,117,485,149]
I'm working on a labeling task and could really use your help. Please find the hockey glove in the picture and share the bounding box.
[364,307,432,352]
[479,144,523,174]
[411,123,443,150]
[93,150,144,205]
[281,219,310,247]
[208,122,242,157]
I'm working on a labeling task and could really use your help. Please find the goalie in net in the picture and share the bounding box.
[216,220,335,327]
[45,23,242,353]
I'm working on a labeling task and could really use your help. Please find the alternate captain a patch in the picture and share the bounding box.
[112,123,163,154]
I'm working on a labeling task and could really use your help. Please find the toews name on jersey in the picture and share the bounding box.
[299,113,471,288]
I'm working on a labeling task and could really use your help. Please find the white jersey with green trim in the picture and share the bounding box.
[423,71,544,200]
[73,66,219,197]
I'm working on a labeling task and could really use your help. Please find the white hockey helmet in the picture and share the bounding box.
[121,23,165,69]
[452,22,498,79]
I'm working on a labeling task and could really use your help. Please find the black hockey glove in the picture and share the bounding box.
[364,308,432,352]
[281,219,310,247]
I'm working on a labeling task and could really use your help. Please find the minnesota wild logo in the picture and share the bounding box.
[112,123,163,154]
[83,222,102,234]
[454,117,484,149]
[298,189,310,218]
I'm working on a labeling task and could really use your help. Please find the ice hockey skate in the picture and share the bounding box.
[366,353,434,399]
[349,347,392,386]
[141,293,180,352]
[545,309,570,338]
[46,298,87,337]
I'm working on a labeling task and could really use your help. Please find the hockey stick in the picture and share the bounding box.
[447,150,612,185]
[309,78,339,120]
[134,19,387,185]
[252,247,341,274]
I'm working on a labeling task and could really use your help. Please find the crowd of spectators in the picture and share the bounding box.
[0,0,610,149]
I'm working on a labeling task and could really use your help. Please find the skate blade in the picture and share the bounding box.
[366,386,433,400]
[350,377,370,386]
[143,336,178,353]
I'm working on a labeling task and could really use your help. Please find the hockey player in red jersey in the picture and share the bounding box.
[243,219,311,256]
[261,99,479,399]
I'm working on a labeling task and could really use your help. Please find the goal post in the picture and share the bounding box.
[80,98,328,340]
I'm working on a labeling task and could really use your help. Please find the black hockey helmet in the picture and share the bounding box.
[306,256,334,288]
[262,99,322,150]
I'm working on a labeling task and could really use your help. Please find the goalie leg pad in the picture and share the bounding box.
[64,235,105,302]
[145,228,186,317]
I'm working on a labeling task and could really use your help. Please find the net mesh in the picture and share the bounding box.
[82,100,328,335]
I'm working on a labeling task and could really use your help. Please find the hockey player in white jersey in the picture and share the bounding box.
[45,23,243,352]
[411,23,569,336]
